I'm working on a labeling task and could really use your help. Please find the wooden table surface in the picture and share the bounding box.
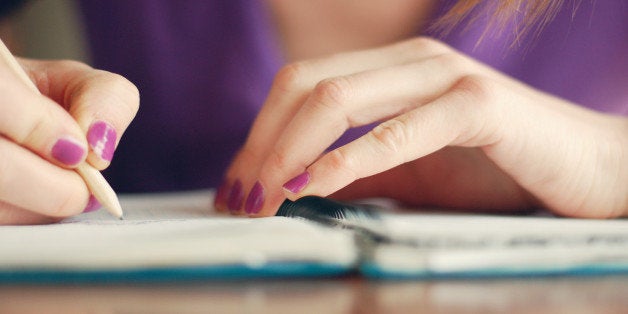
[2,275,628,313]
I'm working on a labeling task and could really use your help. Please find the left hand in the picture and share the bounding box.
[216,37,628,218]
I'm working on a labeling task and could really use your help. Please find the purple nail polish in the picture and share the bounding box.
[283,171,310,193]
[227,179,244,212]
[82,195,101,213]
[245,181,265,214]
[87,121,117,162]
[51,137,85,166]
[214,180,229,208]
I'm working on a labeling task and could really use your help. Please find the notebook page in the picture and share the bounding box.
[367,214,628,275]
[0,191,357,271]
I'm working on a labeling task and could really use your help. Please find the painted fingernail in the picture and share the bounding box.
[214,180,229,209]
[245,181,265,214]
[283,171,310,194]
[87,121,117,162]
[51,137,85,166]
[82,195,101,213]
[227,179,244,212]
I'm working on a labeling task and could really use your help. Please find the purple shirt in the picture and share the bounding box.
[78,1,627,192]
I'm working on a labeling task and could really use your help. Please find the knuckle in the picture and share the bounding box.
[450,75,503,145]
[259,145,309,185]
[273,62,308,93]
[266,145,292,173]
[454,74,498,105]
[110,72,140,98]
[101,72,141,115]
[71,71,140,121]
[370,119,409,155]
[326,149,358,179]
[305,77,353,130]
[309,77,351,111]
[44,60,91,94]
[404,37,452,54]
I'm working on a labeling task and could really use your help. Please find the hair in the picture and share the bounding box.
[433,0,569,47]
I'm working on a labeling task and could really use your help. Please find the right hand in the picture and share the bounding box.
[0,56,139,225]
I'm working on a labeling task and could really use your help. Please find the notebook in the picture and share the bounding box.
[2,190,628,283]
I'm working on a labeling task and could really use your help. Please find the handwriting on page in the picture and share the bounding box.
[401,234,628,249]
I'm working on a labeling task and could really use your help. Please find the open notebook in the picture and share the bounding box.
[2,190,628,282]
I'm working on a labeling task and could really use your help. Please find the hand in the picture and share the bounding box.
[0,56,139,224]
[217,37,628,218]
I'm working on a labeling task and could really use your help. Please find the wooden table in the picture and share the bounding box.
[2,275,628,313]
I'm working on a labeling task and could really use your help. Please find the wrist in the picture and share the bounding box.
[597,115,628,218]
[617,117,628,216]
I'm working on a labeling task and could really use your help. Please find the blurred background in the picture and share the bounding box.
[1,0,89,62]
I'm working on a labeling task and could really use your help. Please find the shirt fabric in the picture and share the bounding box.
[78,0,628,193]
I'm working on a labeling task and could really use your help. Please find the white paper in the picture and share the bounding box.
[0,190,357,271]
[371,213,628,274]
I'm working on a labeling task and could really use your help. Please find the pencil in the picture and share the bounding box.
[0,40,124,219]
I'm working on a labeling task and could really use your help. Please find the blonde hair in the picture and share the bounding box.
[433,0,567,46]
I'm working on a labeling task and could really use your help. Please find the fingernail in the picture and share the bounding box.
[227,179,244,212]
[214,180,229,208]
[87,121,117,162]
[245,181,265,214]
[82,195,101,213]
[51,137,85,166]
[283,171,310,194]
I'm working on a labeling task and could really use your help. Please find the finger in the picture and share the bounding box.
[217,38,452,211]
[0,136,90,218]
[19,58,140,169]
[286,75,502,199]
[246,37,452,154]
[254,53,475,215]
[0,201,62,225]
[0,62,88,168]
